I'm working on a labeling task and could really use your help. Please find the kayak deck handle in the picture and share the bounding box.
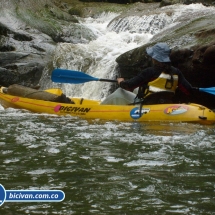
[199,116,207,120]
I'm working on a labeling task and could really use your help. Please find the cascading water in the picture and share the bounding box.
[43,11,153,100]
[40,3,215,101]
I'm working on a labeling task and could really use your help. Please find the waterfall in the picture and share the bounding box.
[41,3,215,101]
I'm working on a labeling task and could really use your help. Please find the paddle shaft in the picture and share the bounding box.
[99,78,117,83]
[192,87,215,96]
[55,75,117,83]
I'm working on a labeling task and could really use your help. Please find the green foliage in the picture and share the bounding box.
[68,7,83,16]
[67,0,133,18]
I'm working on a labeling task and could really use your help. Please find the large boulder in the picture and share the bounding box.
[0,63,43,87]
[0,0,97,87]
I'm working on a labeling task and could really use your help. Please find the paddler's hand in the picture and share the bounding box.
[192,87,199,92]
[117,78,125,85]
[191,87,199,97]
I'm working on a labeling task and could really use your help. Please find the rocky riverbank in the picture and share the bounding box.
[0,0,97,87]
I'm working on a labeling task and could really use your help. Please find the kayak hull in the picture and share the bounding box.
[0,88,215,125]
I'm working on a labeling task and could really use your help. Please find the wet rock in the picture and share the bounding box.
[0,0,97,88]
[0,67,20,87]
[116,45,153,79]
[170,42,215,108]
[191,43,215,86]
[60,24,97,44]
[160,0,182,7]
[0,52,29,67]
[0,63,43,87]
[203,45,215,64]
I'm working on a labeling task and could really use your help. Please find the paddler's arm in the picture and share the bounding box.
[117,76,142,92]
[176,68,193,95]
[117,78,131,90]
[117,68,154,91]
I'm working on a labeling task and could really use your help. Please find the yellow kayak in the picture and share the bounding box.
[0,86,215,125]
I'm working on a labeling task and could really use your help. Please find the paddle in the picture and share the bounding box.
[51,68,117,84]
[199,87,215,96]
[52,68,215,96]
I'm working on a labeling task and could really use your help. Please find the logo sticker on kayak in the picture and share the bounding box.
[130,107,150,119]
[11,97,19,102]
[54,105,91,115]
[164,105,188,115]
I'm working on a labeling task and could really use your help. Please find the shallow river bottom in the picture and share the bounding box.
[0,107,215,214]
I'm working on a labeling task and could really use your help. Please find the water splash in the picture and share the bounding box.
[49,11,153,99]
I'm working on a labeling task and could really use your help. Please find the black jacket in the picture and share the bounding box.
[119,66,193,95]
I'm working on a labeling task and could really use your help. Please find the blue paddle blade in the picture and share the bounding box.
[51,68,99,84]
[199,87,215,95]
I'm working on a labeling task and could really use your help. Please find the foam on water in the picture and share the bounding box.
[27,169,56,175]
[3,158,20,164]
[105,156,124,162]
[124,160,169,167]
[81,12,119,35]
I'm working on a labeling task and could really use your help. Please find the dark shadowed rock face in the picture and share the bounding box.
[0,0,53,87]
[0,64,43,87]
[0,0,96,88]
[170,42,215,108]
[0,20,52,87]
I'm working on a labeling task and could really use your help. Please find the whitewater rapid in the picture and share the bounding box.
[40,3,215,101]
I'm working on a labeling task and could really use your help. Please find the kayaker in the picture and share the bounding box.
[101,42,193,105]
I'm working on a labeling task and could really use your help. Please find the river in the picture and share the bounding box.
[0,108,215,214]
[1,3,215,215]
